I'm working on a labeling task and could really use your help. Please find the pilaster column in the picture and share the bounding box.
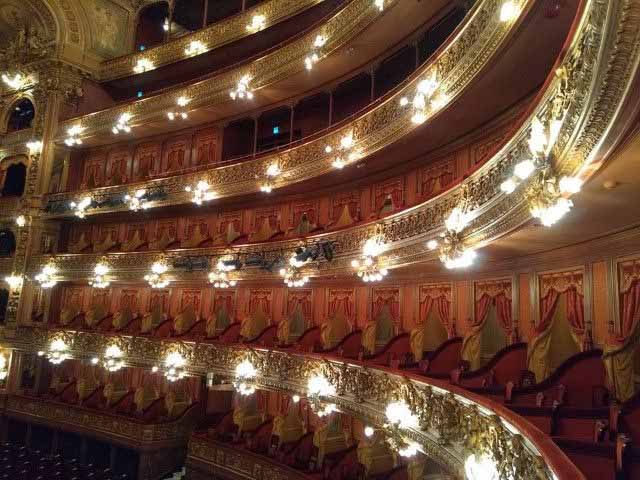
[289,102,296,143]
[511,273,520,343]
[606,257,619,336]
[583,263,594,349]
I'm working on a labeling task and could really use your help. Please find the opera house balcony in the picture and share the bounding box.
[2,0,640,479]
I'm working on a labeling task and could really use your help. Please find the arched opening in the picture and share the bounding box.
[1,163,27,197]
[6,99,35,133]
[135,2,169,51]
[0,229,16,257]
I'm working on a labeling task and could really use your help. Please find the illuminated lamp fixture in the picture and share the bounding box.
[266,163,281,177]
[124,189,150,211]
[0,353,7,381]
[439,229,476,270]
[527,171,573,227]
[35,262,57,288]
[327,133,360,169]
[1,73,29,90]
[145,261,170,288]
[307,374,337,416]
[351,233,389,282]
[64,125,84,146]
[208,260,238,288]
[364,426,375,437]
[5,274,23,290]
[304,34,327,70]
[15,215,26,227]
[385,401,418,429]
[93,345,125,372]
[133,58,154,74]
[499,1,520,23]
[185,40,207,56]
[39,339,69,365]
[374,0,385,11]
[229,74,253,100]
[163,351,187,382]
[559,176,583,194]
[185,180,216,205]
[70,196,92,218]
[382,401,422,457]
[26,140,43,154]
[464,453,499,480]
[112,113,132,134]
[246,14,266,32]
[426,239,438,251]
[167,96,190,120]
[89,260,110,289]
[280,266,309,288]
[400,71,440,125]
[260,183,273,193]
[233,359,257,396]
[163,18,169,31]
[444,206,473,234]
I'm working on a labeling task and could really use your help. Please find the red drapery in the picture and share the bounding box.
[372,295,399,323]
[419,296,434,325]
[436,296,450,327]
[565,286,585,337]
[495,293,513,334]
[328,295,353,320]
[473,294,493,328]
[535,289,561,335]
[215,294,234,317]
[619,279,640,341]
[250,294,271,316]
[288,295,312,319]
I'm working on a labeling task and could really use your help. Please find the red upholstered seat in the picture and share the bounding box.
[245,325,278,347]
[319,330,362,359]
[324,445,364,480]
[293,326,322,352]
[361,333,412,368]
[153,318,174,338]
[174,319,206,340]
[420,337,462,378]
[245,420,273,454]
[278,431,314,470]
[212,322,242,342]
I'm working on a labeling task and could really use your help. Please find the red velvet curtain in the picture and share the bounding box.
[565,286,585,337]
[329,295,352,320]
[373,295,399,323]
[535,289,561,335]
[495,293,513,334]
[288,296,312,318]
[473,294,493,328]
[436,296,450,327]
[419,296,434,325]
[619,279,640,340]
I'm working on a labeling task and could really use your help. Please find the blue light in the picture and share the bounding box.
[139,45,146,51]
[137,91,144,98]
[273,126,280,135]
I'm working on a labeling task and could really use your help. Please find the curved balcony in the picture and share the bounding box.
[48,0,538,218]
[99,0,336,84]
[7,325,586,479]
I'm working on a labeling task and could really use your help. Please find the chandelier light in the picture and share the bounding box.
[307,374,337,416]
[325,132,361,169]
[15,215,26,227]
[305,34,327,70]
[2,73,30,90]
[185,180,217,205]
[527,172,574,227]
[559,176,583,194]
[400,72,440,125]
[145,261,170,288]
[163,351,187,382]
[385,401,418,429]
[499,1,520,23]
[426,239,439,251]
[64,126,84,146]
[364,426,375,437]
[280,266,309,288]
[112,113,132,134]
[70,197,92,218]
[439,230,476,270]
[247,14,266,32]
[35,262,58,288]
[5,274,23,290]
[209,260,238,288]
[26,140,43,154]
[464,453,499,480]
[124,189,150,211]
[89,261,110,289]
[167,96,190,120]
[230,75,254,100]
[0,353,7,381]
[352,234,389,282]
[40,339,69,365]
[133,58,154,74]
[163,18,170,31]
[92,345,125,372]
[185,40,208,56]
[374,0,385,11]
[233,359,257,396]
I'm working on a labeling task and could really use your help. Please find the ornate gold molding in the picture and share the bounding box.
[47,0,526,220]
[100,0,328,81]
[4,326,577,479]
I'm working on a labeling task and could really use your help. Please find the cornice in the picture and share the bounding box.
[99,0,329,81]
[3,326,583,480]
[46,0,527,218]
